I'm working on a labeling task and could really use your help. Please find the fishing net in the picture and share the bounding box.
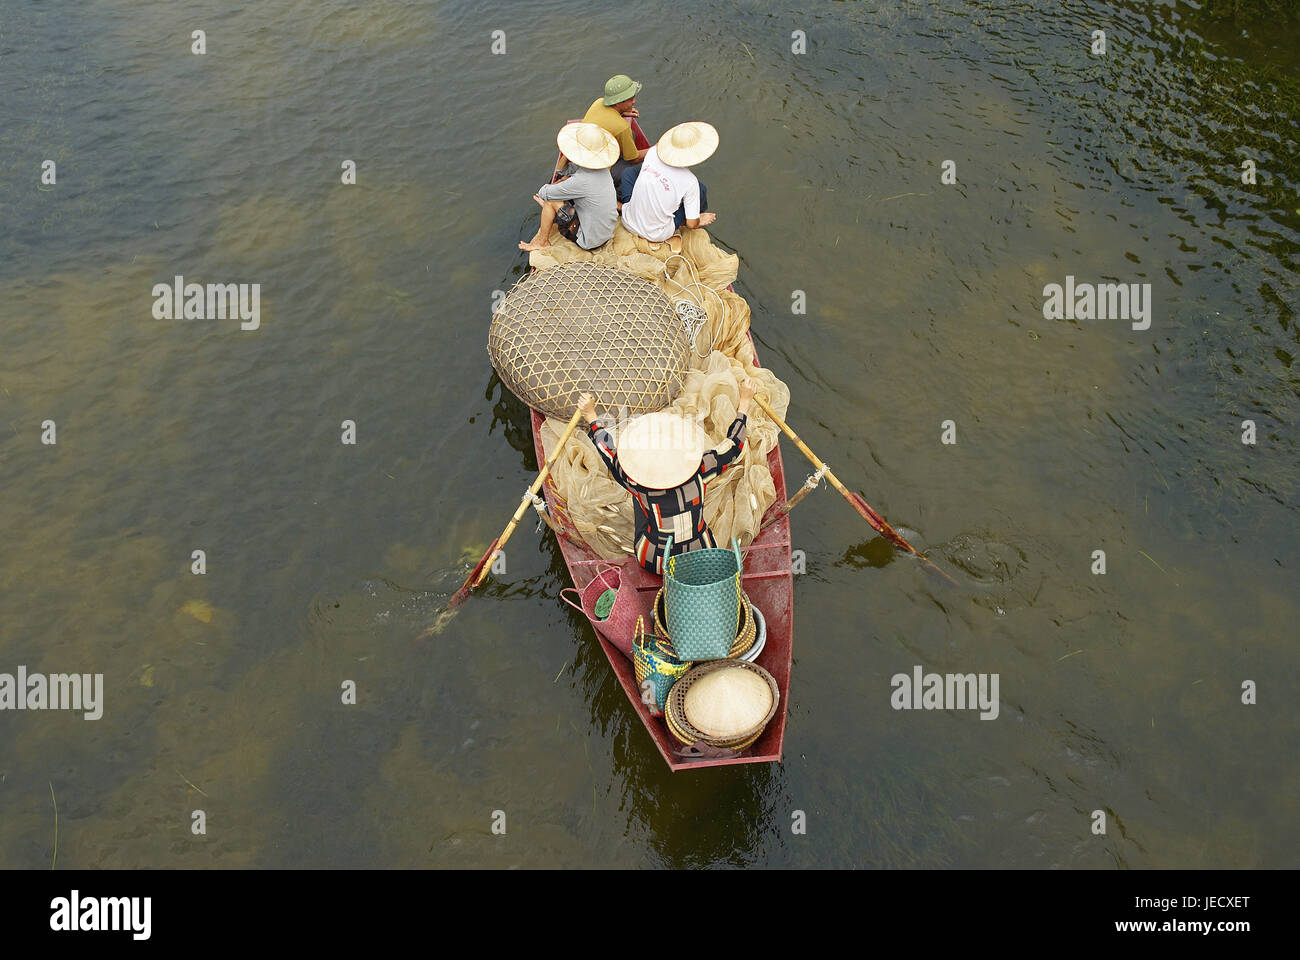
[488,261,691,420]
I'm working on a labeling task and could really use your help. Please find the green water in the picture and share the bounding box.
[1,0,1296,868]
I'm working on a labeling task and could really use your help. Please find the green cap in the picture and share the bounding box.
[602,74,642,106]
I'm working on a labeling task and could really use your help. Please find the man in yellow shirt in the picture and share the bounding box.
[582,75,648,195]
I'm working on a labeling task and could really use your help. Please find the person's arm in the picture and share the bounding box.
[539,173,586,203]
[549,153,573,184]
[682,179,717,229]
[578,393,630,487]
[617,127,641,162]
[736,382,753,419]
[698,381,754,482]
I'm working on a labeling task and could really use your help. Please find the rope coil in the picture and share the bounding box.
[664,253,726,359]
[525,491,549,533]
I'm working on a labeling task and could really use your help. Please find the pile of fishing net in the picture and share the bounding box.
[525,226,791,559]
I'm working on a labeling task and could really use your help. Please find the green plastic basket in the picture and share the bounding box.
[663,535,744,660]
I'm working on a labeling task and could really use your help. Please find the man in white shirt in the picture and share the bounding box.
[620,122,719,243]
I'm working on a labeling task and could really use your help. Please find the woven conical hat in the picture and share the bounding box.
[656,122,719,167]
[558,122,619,170]
[683,666,773,739]
[616,411,711,489]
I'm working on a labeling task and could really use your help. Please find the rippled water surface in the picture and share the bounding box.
[1,0,1296,868]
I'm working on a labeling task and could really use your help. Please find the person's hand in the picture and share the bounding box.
[577,393,597,422]
[697,212,717,227]
[738,379,756,403]
[626,107,639,118]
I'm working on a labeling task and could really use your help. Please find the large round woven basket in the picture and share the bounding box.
[487,262,690,419]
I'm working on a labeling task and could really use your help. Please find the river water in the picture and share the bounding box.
[1,0,1296,868]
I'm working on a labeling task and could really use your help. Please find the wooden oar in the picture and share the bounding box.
[420,406,587,637]
[752,395,957,585]
[758,465,824,532]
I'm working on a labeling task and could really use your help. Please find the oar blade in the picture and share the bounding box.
[447,537,500,610]
[417,538,501,639]
[847,491,958,584]
[846,490,906,548]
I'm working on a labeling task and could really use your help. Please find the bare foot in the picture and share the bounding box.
[519,237,552,251]
[697,212,717,227]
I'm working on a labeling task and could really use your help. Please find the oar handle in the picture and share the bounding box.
[753,394,835,484]
[472,405,586,588]
[756,393,879,503]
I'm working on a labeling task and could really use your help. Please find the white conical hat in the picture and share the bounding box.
[683,666,774,739]
[615,410,713,489]
[656,122,719,167]
[557,122,619,170]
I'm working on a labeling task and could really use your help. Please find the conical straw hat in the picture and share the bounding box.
[656,122,719,167]
[557,122,619,170]
[683,665,774,739]
[616,410,712,489]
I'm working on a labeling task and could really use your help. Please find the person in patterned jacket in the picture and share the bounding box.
[577,379,756,575]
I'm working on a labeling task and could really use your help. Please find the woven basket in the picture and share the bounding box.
[632,616,691,717]
[487,262,690,419]
[663,535,744,660]
[654,587,755,660]
[665,660,779,749]
[559,565,650,660]
[741,603,766,663]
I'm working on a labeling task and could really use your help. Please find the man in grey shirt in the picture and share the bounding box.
[520,123,619,252]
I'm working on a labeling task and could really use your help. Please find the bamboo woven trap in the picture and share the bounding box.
[488,262,691,420]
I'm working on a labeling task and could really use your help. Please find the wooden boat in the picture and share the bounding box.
[531,352,793,771]
[530,118,793,771]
